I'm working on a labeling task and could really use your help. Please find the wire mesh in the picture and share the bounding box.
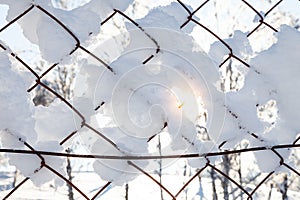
[0,0,299,199]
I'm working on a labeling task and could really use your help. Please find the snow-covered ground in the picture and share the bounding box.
[1,171,300,200]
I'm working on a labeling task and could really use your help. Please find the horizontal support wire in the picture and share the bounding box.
[1,143,299,160]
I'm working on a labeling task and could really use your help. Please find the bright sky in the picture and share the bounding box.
[0,5,40,65]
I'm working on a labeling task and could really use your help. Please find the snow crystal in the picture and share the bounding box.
[81,0,133,20]
[92,128,148,185]
[0,0,32,21]
[35,99,81,143]
[0,130,66,187]
[126,2,196,34]
[251,25,300,137]
[209,30,253,65]
[29,141,65,187]
[0,0,133,63]
[253,149,281,172]
[34,0,101,42]
[0,49,36,143]
[252,11,265,23]
[228,25,300,171]
[36,14,76,63]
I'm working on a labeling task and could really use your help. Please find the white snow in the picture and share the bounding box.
[34,99,81,143]
[1,0,300,198]
[0,48,36,143]
[0,0,32,22]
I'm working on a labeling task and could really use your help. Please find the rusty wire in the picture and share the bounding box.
[0,0,299,199]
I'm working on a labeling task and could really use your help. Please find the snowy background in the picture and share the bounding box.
[0,0,300,199]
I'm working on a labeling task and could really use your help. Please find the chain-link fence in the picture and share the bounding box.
[0,0,300,199]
